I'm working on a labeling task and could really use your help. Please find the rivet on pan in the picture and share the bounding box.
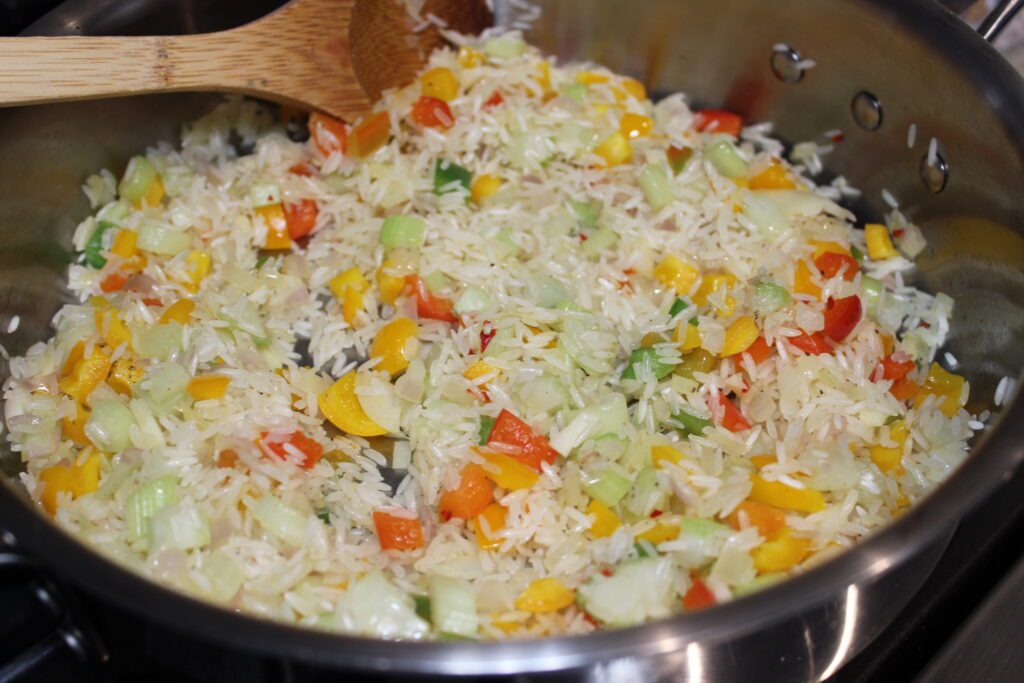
[920,151,949,193]
[0,530,16,547]
[851,91,883,131]
[771,44,806,84]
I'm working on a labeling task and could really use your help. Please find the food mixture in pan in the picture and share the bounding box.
[3,34,976,639]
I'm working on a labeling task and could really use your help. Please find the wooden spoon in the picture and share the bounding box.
[0,0,492,120]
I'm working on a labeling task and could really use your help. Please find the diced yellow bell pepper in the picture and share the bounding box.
[94,308,132,351]
[594,131,632,166]
[793,260,821,299]
[419,67,459,101]
[651,444,684,468]
[576,71,610,85]
[721,315,759,357]
[491,617,520,635]
[457,46,483,69]
[749,161,795,191]
[59,347,112,403]
[318,372,387,437]
[464,360,499,385]
[636,520,681,544]
[470,174,502,204]
[256,204,291,250]
[514,578,575,613]
[342,288,364,326]
[473,502,507,549]
[865,223,899,260]
[477,449,539,490]
[376,260,407,307]
[694,271,738,315]
[369,317,419,376]
[329,268,370,325]
[916,363,966,417]
[809,240,851,259]
[749,475,826,513]
[111,229,138,259]
[159,299,195,325]
[107,356,144,395]
[675,320,702,353]
[187,375,231,401]
[617,78,646,101]
[535,61,553,95]
[39,450,103,514]
[654,254,699,295]
[750,454,776,469]
[61,402,91,447]
[869,419,909,473]
[181,250,211,293]
[619,113,654,140]
[133,175,165,209]
[585,499,621,538]
[753,528,810,573]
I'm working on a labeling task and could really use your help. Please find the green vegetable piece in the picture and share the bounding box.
[850,245,865,262]
[754,281,792,314]
[125,476,178,542]
[634,540,658,558]
[84,221,114,269]
[413,594,432,622]
[638,164,673,211]
[316,507,332,525]
[584,470,631,507]
[704,140,748,178]
[433,160,472,195]
[118,155,157,202]
[668,407,713,436]
[621,347,674,381]
[674,349,718,380]
[667,146,694,174]
[380,215,427,250]
[669,297,692,317]
[478,416,495,445]
[569,200,601,230]
[562,82,587,104]
[861,276,883,315]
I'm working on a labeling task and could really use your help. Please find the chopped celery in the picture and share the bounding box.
[742,191,791,238]
[84,399,134,453]
[519,374,570,414]
[551,409,601,456]
[118,156,157,202]
[83,221,114,268]
[592,394,629,438]
[421,271,449,293]
[625,467,665,517]
[674,349,718,380]
[562,82,587,104]
[144,362,190,406]
[533,275,570,308]
[621,347,674,381]
[584,469,631,507]
[754,281,791,314]
[252,495,308,547]
[201,549,245,602]
[454,285,491,314]
[138,221,191,256]
[150,504,210,551]
[483,34,526,59]
[433,160,472,195]
[413,594,432,622]
[125,476,178,542]
[679,517,730,537]
[569,200,601,230]
[222,299,268,346]
[134,322,184,361]
[478,415,495,445]
[380,215,426,250]
[429,576,478,638]
[638,164,673,211]
[668,407,712,436]
[249,183,281,208]
[861,276,882,315]
[704,140,748,178]
[581,225,617,258]
[493,228,522,259]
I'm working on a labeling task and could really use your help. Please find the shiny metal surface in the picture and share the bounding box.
[0,1,1022,681]
[978,0,1024,41]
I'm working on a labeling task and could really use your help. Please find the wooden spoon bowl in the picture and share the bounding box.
[0,0,492,120]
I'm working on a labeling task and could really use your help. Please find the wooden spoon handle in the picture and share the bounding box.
[0,0,372,114]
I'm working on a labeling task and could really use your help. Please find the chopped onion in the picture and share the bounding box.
[138,221,191,256]
[532,275,570,309]
[576,557,677,626]
[134,322,184,361]
[84,399,135,453]
[519,374,570,413]
[150,503,211,551]
[551,409,601,456]
[429,576,478,638]
[119,156,157,202]
[252,495,308,547]
[454,285,492,315]
[743,191,791,238]
[483,33,527,59]
[754,281,791,314]
[125,476,178,542]
[334,570,429,640]
[583,468,631,507]
[249,183,281,208]
[355,371,401,433]
[144,362,190,408]
[201,549,245,602]
[380,215,427,251]
[896,221,927,258]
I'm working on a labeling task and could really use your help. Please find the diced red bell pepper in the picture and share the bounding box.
[439,464,493,521]
[880,354,915,382]
[708,392,751,432]
[308,112,348,157]
[683,577,716,611]
[100,271,130,293]
[373,510,425,551]
[813,252,859,281]
[743,336,774,365]
[788,332,833,355]
[479,322,496,353]
[486,409,558,472]
[891,377,921,402]
[260,431,324,468]
[693,109,743,137]
[284,199,319,240]
[822,295,862,342]
[409,276,458,323]
[288,162,316,177]
[410,96,455,130]
[483,91,504,109]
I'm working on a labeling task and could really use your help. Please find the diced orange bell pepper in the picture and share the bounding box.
[682,577,717,611]
[694,109,743,136]
[793,260,821,299]
[485,409,558,472]
[308,112,348,157]
[373,509,424,551]
[915,363,966,417]
[256,204,291,250]
[349,111,391,158]
[61,402,91,447]
[439,464,494,520]
[410,96,454,130]
[260,431,323,468]
[369,317,419,376]
[727,500,786,540]
[749,161,795,190]
[58,346,112,403]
